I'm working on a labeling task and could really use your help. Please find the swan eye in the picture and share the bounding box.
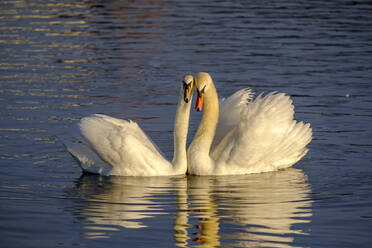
[197,85,206,95]
[183,78,193,86]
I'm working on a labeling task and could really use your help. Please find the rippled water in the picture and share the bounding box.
[1,0,371,247]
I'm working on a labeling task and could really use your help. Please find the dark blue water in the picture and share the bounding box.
[1,0,371,247]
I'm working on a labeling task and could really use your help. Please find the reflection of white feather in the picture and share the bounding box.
[76,169,311,245]
[78,176,184,232]
[187,168,312,247]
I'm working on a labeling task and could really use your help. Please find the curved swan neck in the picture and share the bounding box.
[192,82,219,155]
[172,89,192,173]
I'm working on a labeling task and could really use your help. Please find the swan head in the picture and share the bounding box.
[194,72,212,111]
[183,75,194,103]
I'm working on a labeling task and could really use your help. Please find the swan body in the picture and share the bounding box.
[187,72,312,175]
[65,76,194,176]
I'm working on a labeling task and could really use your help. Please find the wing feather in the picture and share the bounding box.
[212,92,312,174]
[74,114,170,176]
[211,88,254,150]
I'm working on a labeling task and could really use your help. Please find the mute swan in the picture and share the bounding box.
[187,72,312,175]
[65,75,194,176]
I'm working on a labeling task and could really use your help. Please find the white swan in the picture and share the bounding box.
[187,72,312,175]
[65,75,194,176]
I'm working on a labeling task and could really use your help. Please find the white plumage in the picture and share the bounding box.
[68,115,171,176]
[64,73,312,176]
[187,72,312,175]
[64,76,194,176]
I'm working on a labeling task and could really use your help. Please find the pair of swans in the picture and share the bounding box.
[66,72,312,176]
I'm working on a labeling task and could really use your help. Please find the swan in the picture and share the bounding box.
[187,72,312,175]
[65,75,194,176]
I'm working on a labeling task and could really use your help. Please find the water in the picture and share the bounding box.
[1,0,371,247]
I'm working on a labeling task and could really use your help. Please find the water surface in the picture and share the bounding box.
[1,0,371,247]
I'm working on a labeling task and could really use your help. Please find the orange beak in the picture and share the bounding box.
[195,91,204,111]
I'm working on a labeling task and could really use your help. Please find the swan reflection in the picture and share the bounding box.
[186,168,312,247]
[74,168,311,246]
[74,175,187,238]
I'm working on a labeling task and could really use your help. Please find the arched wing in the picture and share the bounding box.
[211,92,312,174]
[74,114,171,176]
[211,88,254,150]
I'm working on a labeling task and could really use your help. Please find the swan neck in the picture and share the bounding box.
[193,84,219,154]
[172,90,191,173]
